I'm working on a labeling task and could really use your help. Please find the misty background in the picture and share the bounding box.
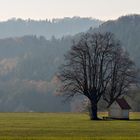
[0,15,140,112]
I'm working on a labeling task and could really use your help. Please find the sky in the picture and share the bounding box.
[0,0,140,21]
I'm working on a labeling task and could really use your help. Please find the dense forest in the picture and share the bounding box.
[0,17,102,39]
[0,15,140,112]
[91,14,140,67]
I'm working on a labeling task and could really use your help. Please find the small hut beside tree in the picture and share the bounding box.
[58,32,138,120]
[108,98,131,119]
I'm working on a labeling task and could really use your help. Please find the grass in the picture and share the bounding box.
[0,112,139,139]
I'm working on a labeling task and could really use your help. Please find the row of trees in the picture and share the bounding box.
[59,32,138,120]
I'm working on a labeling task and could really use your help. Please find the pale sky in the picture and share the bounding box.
[0,0,140,21]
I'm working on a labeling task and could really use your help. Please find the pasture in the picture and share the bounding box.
[0,112,139,140]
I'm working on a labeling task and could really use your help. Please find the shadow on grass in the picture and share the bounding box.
[100,119,140,121]
[128,119,140,121]
[97,117,140,121]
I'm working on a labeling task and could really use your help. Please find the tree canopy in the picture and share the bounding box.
[59,32,137,120]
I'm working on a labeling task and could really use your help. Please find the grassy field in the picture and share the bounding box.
[0,112,139,140]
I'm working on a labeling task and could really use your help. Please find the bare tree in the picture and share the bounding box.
[103,49,137,107]
[58,32,137,120]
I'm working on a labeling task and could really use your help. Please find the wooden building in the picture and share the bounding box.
[108,98,131,120]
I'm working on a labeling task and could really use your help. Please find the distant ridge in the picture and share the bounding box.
[89,14,140,67]
[0,17,102,39]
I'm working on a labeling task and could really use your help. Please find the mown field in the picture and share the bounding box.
[0,112,139,140]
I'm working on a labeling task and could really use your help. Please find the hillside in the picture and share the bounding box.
[90,14,140,67]
[0,17,102,39]
[0,15,140,112]
[0,36,72,112]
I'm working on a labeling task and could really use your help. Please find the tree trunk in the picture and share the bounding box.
[89,101,98,120]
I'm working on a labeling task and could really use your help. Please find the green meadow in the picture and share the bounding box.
[0,112,139,140]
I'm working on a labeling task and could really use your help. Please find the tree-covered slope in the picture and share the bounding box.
[0,17,102,39]
[90,14,140,67]
[0,15,140,112]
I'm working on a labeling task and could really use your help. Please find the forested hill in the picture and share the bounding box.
[90,14,140,67]
[0,17,102,39]
[0,15,140,112]
[0,36,72,112]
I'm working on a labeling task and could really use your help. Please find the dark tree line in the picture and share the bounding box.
[59,32,138,120]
